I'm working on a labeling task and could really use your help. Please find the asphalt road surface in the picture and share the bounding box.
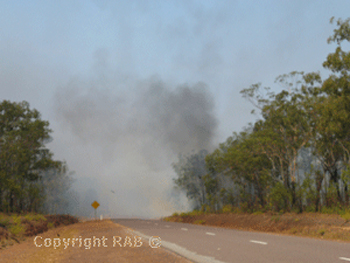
[113,219,350,263]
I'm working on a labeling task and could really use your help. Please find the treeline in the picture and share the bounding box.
[0,100,74,213]
[173,17,350,213]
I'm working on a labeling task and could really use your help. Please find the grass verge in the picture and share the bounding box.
[0,213,78,249]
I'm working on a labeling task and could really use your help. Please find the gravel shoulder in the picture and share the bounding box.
[0,219,193,263]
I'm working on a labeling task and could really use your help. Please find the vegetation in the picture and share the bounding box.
[0,100,74,213]
[0,212,78,249]
[173,17,350,214]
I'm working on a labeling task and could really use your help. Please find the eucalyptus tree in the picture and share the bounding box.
[241,72,314,211]
[317,17,350,204]
[172,149,209,209]
[0,100,62,212]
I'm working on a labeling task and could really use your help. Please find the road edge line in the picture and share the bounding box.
[126,228,227,263]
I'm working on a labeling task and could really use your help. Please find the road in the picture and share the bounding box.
[113,218,350,263]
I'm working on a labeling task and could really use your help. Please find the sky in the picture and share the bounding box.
[1,0,350,218]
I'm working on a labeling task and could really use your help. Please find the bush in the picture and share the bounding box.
[9,224,24,236]
[318,229,326,236]
[188,210,203,216]
[201,204,211,213]
[24,213,46,222]
[253,211,263,215]
[268,182,292,212]
[222,205,234,213]
[341,210,350,222]
[0,214,10,228]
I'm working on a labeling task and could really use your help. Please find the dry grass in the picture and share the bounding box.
[163,212,350,242]
[0,213,78,249]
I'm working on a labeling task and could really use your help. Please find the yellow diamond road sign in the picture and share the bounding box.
[91,201,100,209]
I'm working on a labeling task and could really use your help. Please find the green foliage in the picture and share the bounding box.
[268,182,291,212]
[173,150,209,208]
[23,213,46,222]
[194,220,206,225]
[222,204,234,213]
[318,229,326,236]
[253,211,263,215]
[172,17,350,215]
[8,224,25,236]
[341,210,350,222]
[0,100,73,213]
[200,204,211,213]
[0,214,10,227]
[187,210,204,216]
[270,215,280,223]
[11,215,22,225]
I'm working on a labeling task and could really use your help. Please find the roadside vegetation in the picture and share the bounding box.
[163,209,350,242]
[0,213,78,249]
[0,100,77,214]
[170,17,350,235]
[0,66,80,250]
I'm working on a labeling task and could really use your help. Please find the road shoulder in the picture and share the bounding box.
[0,219,193,263]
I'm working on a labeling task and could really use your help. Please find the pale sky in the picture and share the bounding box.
[1,1,349,218]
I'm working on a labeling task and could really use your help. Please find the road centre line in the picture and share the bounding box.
[206,232,216,236]
[250,240,268,245]
[340,257,350,262]
[181,228,188,231]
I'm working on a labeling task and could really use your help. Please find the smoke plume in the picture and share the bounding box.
[53,70,218,218]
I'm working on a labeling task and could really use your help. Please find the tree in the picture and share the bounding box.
[0,100,62,212]
[173,150,209,209]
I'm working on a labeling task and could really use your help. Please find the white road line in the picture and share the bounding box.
[250,240,268,245]
[340,257,350,262]
[206,232,216,236]
[128,229,227,263]
[181,228,188,231]
[165,225,170,228]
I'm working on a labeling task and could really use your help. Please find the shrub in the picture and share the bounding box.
[0,214,10,228]
[268,182,292,212]
[188,210,203,216]
[201,204,211,213]
[253,211,263,215]
[9,224,24,236]
[24,213,46,222]
[222,205,233,213]
[318,229,326,236]
[194,220,206,225]
[341,210,350,222]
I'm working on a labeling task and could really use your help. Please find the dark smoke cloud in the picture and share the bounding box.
[53,72,217,218]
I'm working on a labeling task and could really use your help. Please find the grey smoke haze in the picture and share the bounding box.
[2,1,350,218]
[54,70,217,218]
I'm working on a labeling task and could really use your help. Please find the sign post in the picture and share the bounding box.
[91,201,100,220]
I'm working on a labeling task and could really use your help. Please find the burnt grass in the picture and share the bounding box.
[0,214,78,249]
[163,212,350,242]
